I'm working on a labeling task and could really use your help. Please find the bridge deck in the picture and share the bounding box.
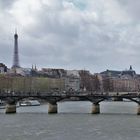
[0,92,140,100]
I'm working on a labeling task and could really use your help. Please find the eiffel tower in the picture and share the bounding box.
[12,30,20,68]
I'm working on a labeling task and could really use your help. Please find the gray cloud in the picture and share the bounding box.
[0,0,140,73]
[0,0,16,9]
[117,0,140,18]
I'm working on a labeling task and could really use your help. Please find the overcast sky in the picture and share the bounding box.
[0,0,140,73]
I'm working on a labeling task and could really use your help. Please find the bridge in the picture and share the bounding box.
[1,91,140,114]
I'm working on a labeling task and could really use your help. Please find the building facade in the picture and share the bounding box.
[0,63,7,74]
[101,66,140,92]
[64,70,80,91]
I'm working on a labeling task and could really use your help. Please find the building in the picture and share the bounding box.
[100,66,140,92]
[0,63,7,74]
[40,68,66,78]
[65,70,80,91]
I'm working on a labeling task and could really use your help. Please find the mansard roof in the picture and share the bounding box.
[100,69,121,77]
[100,67,136,77]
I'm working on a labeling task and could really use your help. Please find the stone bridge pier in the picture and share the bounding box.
[5,100,16,114]
[137,104,140,115]
[91,103,100,114]
[48,102,58,114]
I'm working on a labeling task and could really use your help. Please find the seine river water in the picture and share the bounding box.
[0,101,140,140]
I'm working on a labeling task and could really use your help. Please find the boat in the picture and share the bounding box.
[0,100,6,109]
[19,100,40,106]
[0,104,5,109]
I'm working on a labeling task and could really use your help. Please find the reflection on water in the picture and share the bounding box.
[0,101,140,140]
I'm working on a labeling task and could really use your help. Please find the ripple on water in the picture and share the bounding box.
[0,102,139,140]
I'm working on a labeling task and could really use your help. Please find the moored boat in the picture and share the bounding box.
[19,100,40,106]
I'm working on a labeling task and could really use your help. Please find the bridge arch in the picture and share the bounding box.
[1,91,140,114]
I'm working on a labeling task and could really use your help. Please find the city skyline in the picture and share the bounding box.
[0,0,140,73]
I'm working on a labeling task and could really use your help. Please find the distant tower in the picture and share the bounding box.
[12,30,20,68]
[129,65,132,70]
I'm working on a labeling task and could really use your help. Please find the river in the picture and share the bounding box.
[0,101,140,140]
